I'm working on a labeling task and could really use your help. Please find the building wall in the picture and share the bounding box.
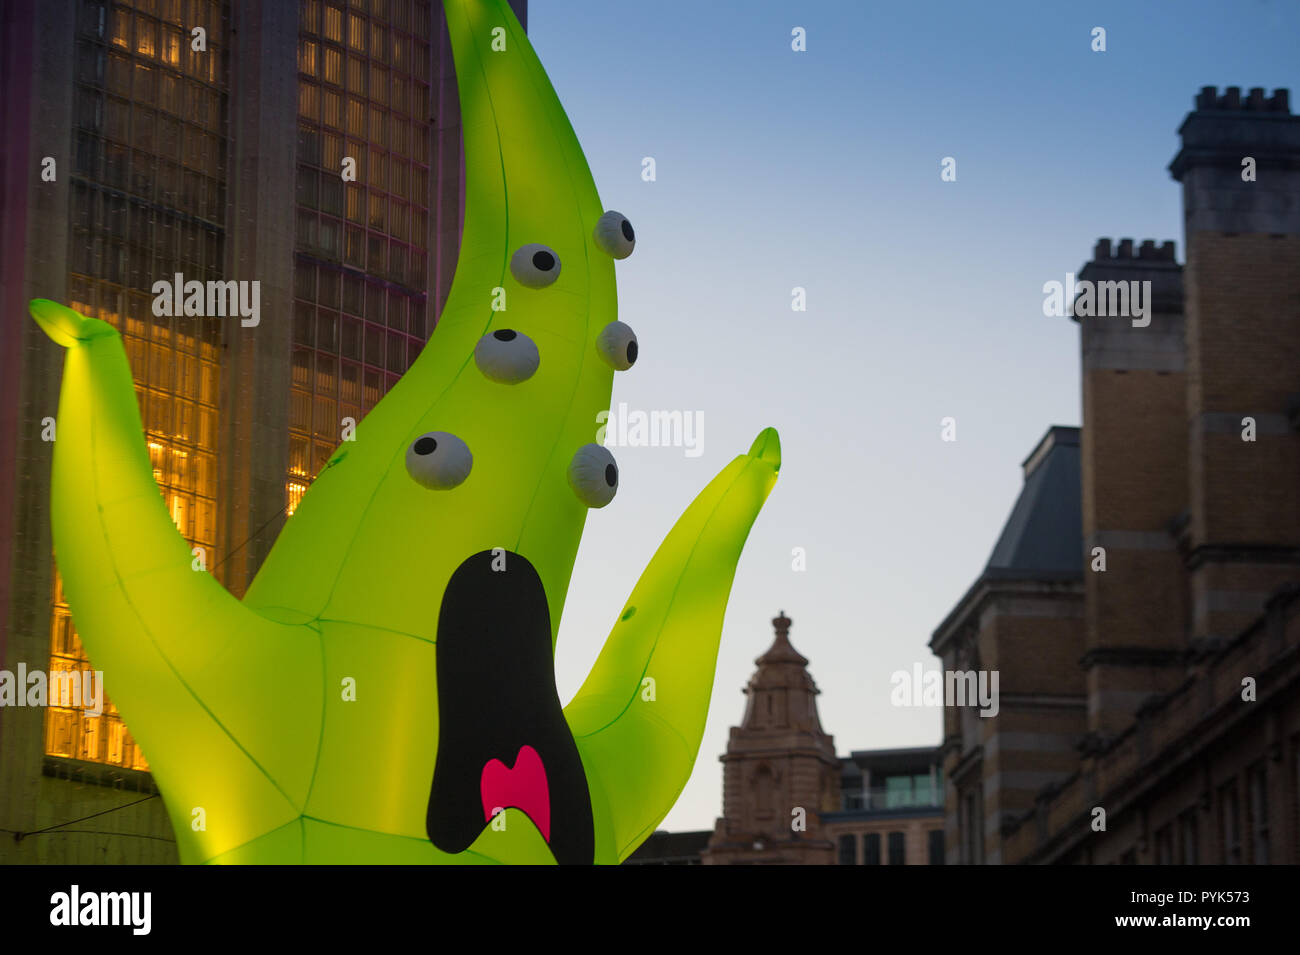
[1006,589,1300,864]
[934,578,1087,863]
[824,817,944,865]
[985,87,1300,865]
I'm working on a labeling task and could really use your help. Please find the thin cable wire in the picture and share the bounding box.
[210,505,289,572]
[6,792,160,839]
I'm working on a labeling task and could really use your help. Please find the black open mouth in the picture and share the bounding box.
[425,549,595,864]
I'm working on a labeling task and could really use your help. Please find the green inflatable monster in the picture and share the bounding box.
[30,0,779,864]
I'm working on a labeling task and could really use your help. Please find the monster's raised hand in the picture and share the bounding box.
[32,0,778,864]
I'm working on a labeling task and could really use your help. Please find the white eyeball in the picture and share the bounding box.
[405,432,473,490]
[593,211,635,259]
[567,443,618,508]
[596,321,638,371]
[509,243,561,289]
[474,328,540,384]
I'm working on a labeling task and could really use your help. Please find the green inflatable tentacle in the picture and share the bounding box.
[31,299,322,864]
[566,429,781,860]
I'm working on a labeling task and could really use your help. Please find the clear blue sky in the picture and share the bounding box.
[522,0,1300,831]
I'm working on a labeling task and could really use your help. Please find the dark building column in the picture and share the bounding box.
[218,0,299,595]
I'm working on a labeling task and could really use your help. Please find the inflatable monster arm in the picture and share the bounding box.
[30,0,777,865]
[565,428,780,861]
[29,300,322,858]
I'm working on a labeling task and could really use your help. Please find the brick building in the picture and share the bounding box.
[930,86,1300,864]
[684,613,944,866]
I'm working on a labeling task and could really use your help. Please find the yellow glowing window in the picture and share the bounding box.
[289,436,310,477]
[324,5,342,43]
[299,82,319,121]
[323,131,343,169]
[46,576,150,772]
[162,28,181,67]
[110,9,130,48]
[287,481,309,516]
[298,38,317,75]
[323,89,341,130]
[136,17,157,58]
[347,99,365,137]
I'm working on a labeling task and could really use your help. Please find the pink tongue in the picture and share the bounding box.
[480,745,551,842]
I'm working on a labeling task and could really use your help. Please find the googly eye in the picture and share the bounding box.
[596,321,638,371]
[593,211,635,259]
[567,443,618,508]
[509,243,561,289]
[405,432,473,490]
[474,328,540,384]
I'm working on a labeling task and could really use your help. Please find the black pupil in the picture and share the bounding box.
[604,463,617,487]
[626,340,638,364]
[493,329,517,341]
[532,250,555,271]
[620,219,634,242]
[414,436,437,455]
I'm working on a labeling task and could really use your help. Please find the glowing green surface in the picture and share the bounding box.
[31,0,779,864]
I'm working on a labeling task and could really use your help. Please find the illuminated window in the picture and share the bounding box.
[323,5,342,43]
[299,81,319,120]
[298,37,318,75]
[323,46,342,86]
[287,481,309,516]
[110,8,131,48]
[135,16,157,58]
[161,28,181,66]
[323,89,341,129]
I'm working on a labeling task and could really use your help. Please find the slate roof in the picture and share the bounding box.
[983,425,1083,578]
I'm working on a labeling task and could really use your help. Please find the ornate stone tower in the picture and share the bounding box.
[703,612,840,864]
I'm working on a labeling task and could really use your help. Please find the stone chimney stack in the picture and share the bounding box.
[1168,87,1300,650]
[1073,238,1187,736]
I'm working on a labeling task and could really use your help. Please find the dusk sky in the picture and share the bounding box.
[518,0,1300,831]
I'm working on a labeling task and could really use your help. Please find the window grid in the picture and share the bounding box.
[291,0,433,509]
